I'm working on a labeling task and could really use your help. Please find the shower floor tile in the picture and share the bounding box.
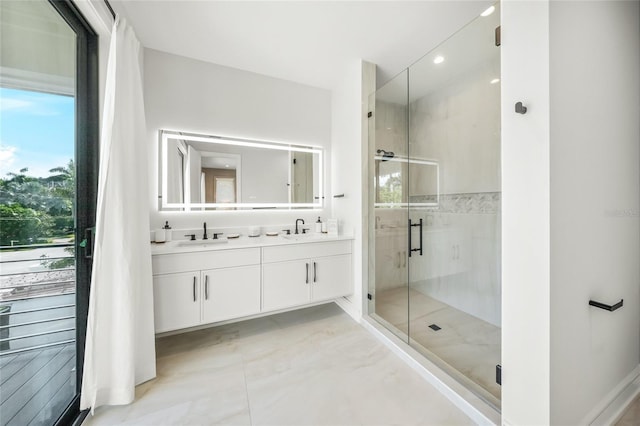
[375,288,501,403]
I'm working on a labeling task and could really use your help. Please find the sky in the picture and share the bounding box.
[0,87,75,179]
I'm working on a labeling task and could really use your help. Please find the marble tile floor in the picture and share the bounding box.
[375,288,501,403]
[84,303,474,426]
[616,394,640,426]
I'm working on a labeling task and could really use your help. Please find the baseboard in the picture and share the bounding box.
[361,316,501,426]
[588,365,640,426]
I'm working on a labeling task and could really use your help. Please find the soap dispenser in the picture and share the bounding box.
[163,221,172,242]
[315,217,322,233]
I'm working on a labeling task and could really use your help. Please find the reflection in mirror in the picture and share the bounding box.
[160,130,323,210]
[374,154,439,207]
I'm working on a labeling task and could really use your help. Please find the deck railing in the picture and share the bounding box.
[0,243,76,356]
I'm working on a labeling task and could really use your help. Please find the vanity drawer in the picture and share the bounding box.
[153,248,260,275]
[262,240,351,263]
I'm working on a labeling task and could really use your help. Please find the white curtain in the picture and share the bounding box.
[81,16,156,412]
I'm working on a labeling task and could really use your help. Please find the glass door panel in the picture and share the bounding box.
[0,1,97,424]
[407,2,501,407]
[368,70,410,341]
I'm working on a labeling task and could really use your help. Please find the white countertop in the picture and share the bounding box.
[151,233,354,255]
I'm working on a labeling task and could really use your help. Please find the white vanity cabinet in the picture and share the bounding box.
[262,240,353,312]
[152,248,261,333]
[151,237,354,334]
[153,272,201,332]
[201,265,261,324]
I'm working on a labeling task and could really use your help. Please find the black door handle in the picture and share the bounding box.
[408,219,423,257]
[80,227,95,259]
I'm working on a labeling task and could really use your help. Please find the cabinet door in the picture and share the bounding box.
[262,259,311,311]
[311,254,352,302]
[153,272,200,333]
[201,265,261,324]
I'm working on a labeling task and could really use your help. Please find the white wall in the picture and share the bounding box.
[502,1,640,424]
[331,59,376,318]
[549,1,640,424]
[501,1,551,424]
[144,48,331,230]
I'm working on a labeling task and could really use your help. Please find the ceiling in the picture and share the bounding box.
[112,0,494,91]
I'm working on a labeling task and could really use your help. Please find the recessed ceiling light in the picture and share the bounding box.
[225,164,230,168]
[490,78,500,84]
[433,56,445,64]
[481,5,495,17]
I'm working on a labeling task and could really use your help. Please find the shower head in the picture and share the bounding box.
[376,149,395,161]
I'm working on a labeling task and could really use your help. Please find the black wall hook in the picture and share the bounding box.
[515,102,528,114]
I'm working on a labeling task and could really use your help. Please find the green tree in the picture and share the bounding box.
[0,161,75,245]
[0,204,53,245]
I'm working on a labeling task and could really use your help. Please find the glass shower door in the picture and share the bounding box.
[407,3,502,407]
[368,70,410,342]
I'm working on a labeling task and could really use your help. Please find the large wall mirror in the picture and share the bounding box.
[159,130,323,210]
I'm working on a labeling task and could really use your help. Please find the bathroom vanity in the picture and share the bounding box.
[151,235,353,333]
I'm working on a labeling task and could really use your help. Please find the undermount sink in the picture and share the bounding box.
[178,238,228,247]
[282,233,326,241]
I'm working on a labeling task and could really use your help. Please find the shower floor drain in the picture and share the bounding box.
[428,323,441,331]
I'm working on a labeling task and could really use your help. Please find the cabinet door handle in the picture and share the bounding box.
[306,263,309,284]
[313,262,317,283]
[205,275,209,300]
[193,276,197,302]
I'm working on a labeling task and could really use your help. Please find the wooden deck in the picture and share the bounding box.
[0,343,75,426]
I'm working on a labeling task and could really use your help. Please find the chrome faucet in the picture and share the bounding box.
[203,222,208,240]
[295,219,305,234]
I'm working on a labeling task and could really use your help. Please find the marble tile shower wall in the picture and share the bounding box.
[373,64,501,327]
[374,206,501,327]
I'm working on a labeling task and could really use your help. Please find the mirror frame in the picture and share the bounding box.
[159,130,324,211]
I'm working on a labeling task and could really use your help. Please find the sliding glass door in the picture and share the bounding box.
[0,1,98,424]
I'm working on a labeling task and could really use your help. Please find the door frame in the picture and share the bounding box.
[47,1,99,424]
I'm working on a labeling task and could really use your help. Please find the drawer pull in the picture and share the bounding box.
[306,263,309,284]
[193,276,197,302]
[313,262,317,283]
[205,275,209,300]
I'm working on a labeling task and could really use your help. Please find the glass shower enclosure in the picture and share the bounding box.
[367,3,501,408]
